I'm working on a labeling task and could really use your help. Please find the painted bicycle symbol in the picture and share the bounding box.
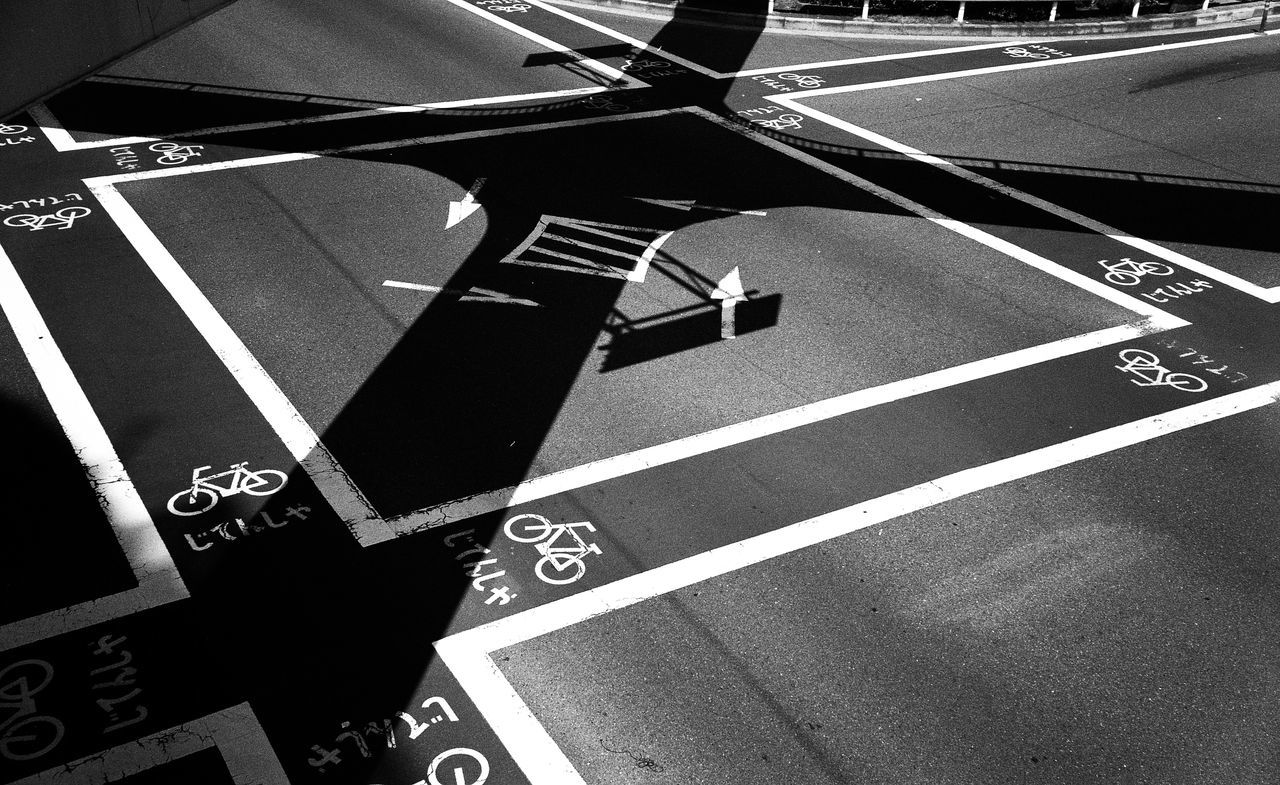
[504,514,603,585]
[622,58,671,71]
[2,206,91,231]
[778,73,825,88]
[1098,257,1175,286]
[166,461,289,516]
[581,94,628,113]
[1114,348,1208,392]
[1003,46,1051,59]
[426,747,490,785]
[0,124,29,135]
[753,114,804,131]
[489,3,530,11]
[149,142,205,165]
[0,660,65,762]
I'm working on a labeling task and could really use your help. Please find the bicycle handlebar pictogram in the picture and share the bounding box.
[504,513,603,585]
[167,461,288,516]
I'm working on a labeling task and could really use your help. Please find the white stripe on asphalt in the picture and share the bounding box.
[13,703,287,785]
[769,95,1280,302]
[442,0,640,86]
[438,375,1280,785]
[729,40,1039,78]
[0,242,188,652]
[85,179,396,545]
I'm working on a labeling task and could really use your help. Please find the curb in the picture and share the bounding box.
[546,0,1269,36]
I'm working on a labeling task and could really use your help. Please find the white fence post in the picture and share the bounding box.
[1131,0,1141,15]
[1049,0,1058,19]
[862,0,871,18]
[957,0,966,21]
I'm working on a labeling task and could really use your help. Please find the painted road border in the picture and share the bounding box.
[11,702,287,785]
[434,377,1280,785]
[0,244,188,653]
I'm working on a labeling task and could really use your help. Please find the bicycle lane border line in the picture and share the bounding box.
[383,101,1188,532]
[442,0,644,86]
[519,0,723,78]
[10,702,287,785]
[768,91,1280,304]
[727,40,1037,78]
[434,375,1280,785]
[0,242,188,654]
[82,103,1188,551]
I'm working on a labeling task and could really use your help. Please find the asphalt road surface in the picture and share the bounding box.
[2,2,1279,784]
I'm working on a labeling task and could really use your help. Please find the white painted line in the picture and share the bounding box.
[442,0,639,86]
[84,180,395,545]
[28,104,153,151]
[787,29,1269,99]
[439,377,1280,785]
[770,95,1280,303]
[729,40,1039,78]
[313,107,680,154]
[146,86,621,139]
[447,177,487,229]
[383,279,542,307]
[0,242,188,653]
[630,229,673,283]
[13,703,287,785]
[687,105,1176,321]
[522,0,721,78]
[711,266,746,339]
[386,318,1174,533]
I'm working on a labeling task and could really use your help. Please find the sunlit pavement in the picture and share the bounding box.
[2,2,1279,784]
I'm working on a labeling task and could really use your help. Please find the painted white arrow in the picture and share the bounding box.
[446,178,486,229]
[382,280,541,307]
[710,266,747,340]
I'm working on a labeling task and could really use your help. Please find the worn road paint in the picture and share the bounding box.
[710,266,746,340]
[447,178,487,229]
[0,243,187,652]
[383,279,542,307]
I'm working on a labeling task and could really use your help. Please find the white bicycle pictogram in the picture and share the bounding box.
[753,114,804,131]
[1114,348,1208,392]
[489,3,530,11]
[167,461,289,516]
[0,124,29,135]
[1003,46,1051,59]
[2,206,91,231]
[149,142,205,165]
[778,72,825,88]
[622,58,671,71]
[1097,257,1175,286]
[504,513,603,585]
[0,660,64,762]
[581,94,628,113]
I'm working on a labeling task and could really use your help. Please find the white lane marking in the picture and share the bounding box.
[521,0,720,78]
[0,242,188,653]
[687,105,1174,322]
[28,103,152,151]
[789,29,1274,99]
[13,703,287,785]
[386,318,1173,533]
[729,40,1040,78]
[383,279,542,307]
[630,196,768,216]
[85,179,395,545]
[447,178,487,229]
[442,0,639,86]
[770,95,1280,303]
[136,86,621,139]
[629,229,672,283]
[710,266,746,339]
[312,107,680,155]
[439,377,1280,785]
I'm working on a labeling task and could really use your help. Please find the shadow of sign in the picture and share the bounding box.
[601,293,783,371]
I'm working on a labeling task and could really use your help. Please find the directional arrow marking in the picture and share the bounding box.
[710,267,747,339]
[446,177,486,229]
[383,279,541,307]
